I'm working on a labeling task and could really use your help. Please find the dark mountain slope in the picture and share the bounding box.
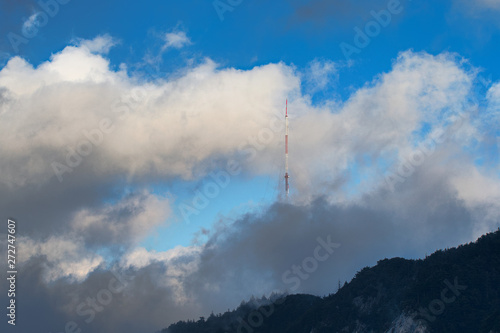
[162,228,500,333]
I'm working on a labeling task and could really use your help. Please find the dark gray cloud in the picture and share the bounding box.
[0,158,169,249]
[0,260,185,333]
[183,165,477,307]
[0,175,118,241]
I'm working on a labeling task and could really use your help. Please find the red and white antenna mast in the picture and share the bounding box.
[285,99,290,197]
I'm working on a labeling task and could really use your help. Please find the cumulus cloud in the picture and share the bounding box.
[0,40,295,188]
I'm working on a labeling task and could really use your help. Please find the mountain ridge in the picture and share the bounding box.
[162,228,500,333]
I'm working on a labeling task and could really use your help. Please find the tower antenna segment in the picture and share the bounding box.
[285,99,290,197]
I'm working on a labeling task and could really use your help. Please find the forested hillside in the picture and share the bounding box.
[163,229,500,333]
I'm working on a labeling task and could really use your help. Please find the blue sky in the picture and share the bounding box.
[4,0,500,90]
[1,1,500,332]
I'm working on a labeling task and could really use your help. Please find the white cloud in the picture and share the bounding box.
[304,58,337,94]
[0,44,122,96]
[0,42,296,187]
[77,34,117,54]
[121,245,201,304]
[121,245,200,270]
[18,235,103,282]
[487,82,500,111]
[451,167,500,209]
[163,31,192,51]
[290,51,475,200]
[72,191,171,245]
